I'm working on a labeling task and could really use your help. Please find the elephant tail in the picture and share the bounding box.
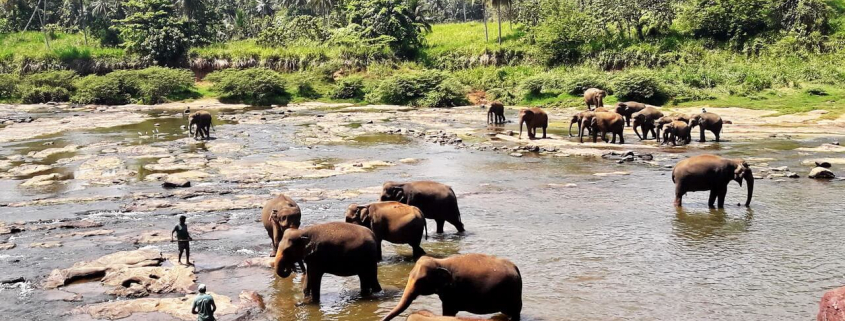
[423,220,428,240]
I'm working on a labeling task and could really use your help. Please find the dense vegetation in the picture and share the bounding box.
[0,0,844,114]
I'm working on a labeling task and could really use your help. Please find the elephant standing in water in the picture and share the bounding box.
[584,88,607,110]
[580,112,624,144]
[568,107,608,137]
[188,110,214,140]
[518,107,548,140]
[345,202,428,259]
[261,194,302,256]
[381,254,522,321]
[662,120,692,146]
[656,114,690,142]
[485,101,506,125]
[274,222,382,303]
[689,112,723,142]
[381,181,464,234]
[614,101,648,127]
[631,106,664,140]
[672,154,754,208]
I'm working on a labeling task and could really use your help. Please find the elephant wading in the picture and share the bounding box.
[485,102,506,125]
[672,154,754,208]
[381,254,522,321]
[345,202,428,259]
[656,115,690,142]
[581,112,624,144]
[662,120,692,146]
[614,101,648,127]
[381,181,464,234]
[261,194,302,256]
[568,107,608,137]
[631,107,664,140]
[584,88,607,110]
[689,112,723,142]
[188,110,214,140]
[274,222,382,303]
[518,107,548,140]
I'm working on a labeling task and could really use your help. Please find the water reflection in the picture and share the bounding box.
[673,207,754,240]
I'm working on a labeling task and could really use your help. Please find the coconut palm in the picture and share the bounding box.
[489,0,510,44]
[406,0,432,33]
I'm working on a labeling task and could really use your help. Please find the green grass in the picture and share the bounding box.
[676,85,845,118]
[0,32,125,62]
[423,21,527,55]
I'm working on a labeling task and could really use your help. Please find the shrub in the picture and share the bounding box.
[805,87,828,96]
[485,88,518,105]
[0,74,18,98]
[613,70,671,105]
[207,68,288,105]
[19,86,71,103]
[518,73,564,97]
[71,67,194,105]
[72,75,132,105]
[367,70,467,107]
[564,72,612,95]
[23,71,77,90]
[295,82,321,99]
[329,76,366,100]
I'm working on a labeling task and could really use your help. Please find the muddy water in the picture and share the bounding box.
[1,105,844,321]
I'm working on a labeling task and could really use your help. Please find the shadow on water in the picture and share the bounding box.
[673,207,754,241]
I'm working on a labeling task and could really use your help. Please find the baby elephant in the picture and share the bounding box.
[381,254,522,321]
[274,222,382,304]
[345,202,428,260]
[188,110,214,140]
[485,101,506,125]
[584,88,606,110]
[662,120,692,146]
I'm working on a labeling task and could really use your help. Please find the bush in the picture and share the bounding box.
[19,86,71,103]
[329,76,366,100]
[0,74,18,98]
[72,67,194,105]
[613,70,671,105]
[207,68,288,105]
[564,72,612,95]
[485,88,518,105]
[72,75,132,105]
[295,82,321,99]
[367,70,467,107]
[23,71,77,90]
[805,87,828,96]
[519,73,565,98]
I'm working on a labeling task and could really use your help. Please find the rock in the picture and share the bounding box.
[818,286,845,321]
[239,257,274,268]
[7,164,53,177]
[509,153,523,157]
[809,167,836,179]
[786,172,800,178]
[771,166,789,172]
[102,264,196,297]
[816,161,832,168]
[71,290,261,320]
[0,242,16,250]
[399,158,420,164]
[30,241,62,248]
[27,145,78,159]
[52,229,114,238]
[20,173,64,187]
[76,156,135,185]
[407,310,495,321]
[593,172,631,177]
[0,276,25,284]
[162,176,191,188]
[42,249,165,289]
[548,183,578,188]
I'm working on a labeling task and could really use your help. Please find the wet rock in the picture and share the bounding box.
[0,276,25,284]
[71,290,260,320]
[52,229,114,238]
[27,145,78,159]
[771,166,789,172]
[206,141,243,154]
[7,164,53,177]
[42,249,165,289]
[809,167,836,179]
[0,112,148,143]
[509,153,523,157]
[399,158,420,164]
[0,242,16,250]
[173,196,265,213]
[20,173,64,187]
[548,183,578,188]
[593,171,631,177]
[76,156,135,185]
[162,176,191,188]
[786,172,800,178]
[816,161,832,168]
[818,286,845,321]
[240,257,274,268]
[102,264,196,297]
[30,241,62,248]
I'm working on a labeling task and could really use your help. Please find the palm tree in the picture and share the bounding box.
[489,0,510,45]
[180,0,204,19]
[405,0,432,34]
[473,0,488,42]
[255,0,274,17]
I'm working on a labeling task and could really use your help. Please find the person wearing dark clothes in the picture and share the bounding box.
[192,284,216,321]
[171,215,193,265]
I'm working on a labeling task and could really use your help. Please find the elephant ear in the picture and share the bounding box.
[431,267,453,291]
[392,187,406,202]
[359,206,372,225]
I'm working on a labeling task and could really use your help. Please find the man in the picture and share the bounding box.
[171,215,193,265]
[192,284,216,321]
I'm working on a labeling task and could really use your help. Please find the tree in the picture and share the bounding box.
[117,0,189,65]
[347,0,424,55]
[406,0,432,33]
[490,0,510,44]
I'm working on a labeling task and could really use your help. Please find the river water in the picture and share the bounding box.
[0,105,843,321]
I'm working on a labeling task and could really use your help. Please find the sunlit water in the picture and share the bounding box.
[0,107,843,321]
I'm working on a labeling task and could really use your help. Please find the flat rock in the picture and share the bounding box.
[510,153,523,157]
[27,145,78,159]
[407,310,495,321]
[52,229,114,238]
[818,286,845,321]
[809,167,836,179]
[7,164,53,177]
[30,241,63,248]
[399,158,421,164]
[42,249,164,289]
[548,183,578,188]
[76,156,135,185]
[162,176,191,188]
[102,264,196,297]
[593,171,631,177]
[20,173,64,187]
[0,242,16,250]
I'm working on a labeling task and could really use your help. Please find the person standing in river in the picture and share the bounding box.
[192,284,216,321]
[171,215,193,265]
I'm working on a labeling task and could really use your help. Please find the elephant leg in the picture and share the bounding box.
[447,216,465,233]
[411,243,426,259]
[717,187,728,208]
[650,128,657,140]
[610,133,616,144]
[708,189,718,208]
[304,271,323,303]
[435,219,445,234]
[619,132,624,144]
[714,129,721,142]
[626,116,631,127]
[359,263,381,295]
[699,127,706,143]
[297,260,306,274]
[542,126,547,139]
[375,239,383,261]
[674,184,684,207]
[442,303,459,317]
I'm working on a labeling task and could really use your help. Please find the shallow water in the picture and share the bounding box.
[0,105,844,321]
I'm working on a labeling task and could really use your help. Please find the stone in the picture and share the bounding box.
[27,145,78,159]
[42,249,165,289]
[509,153,523,157]
[816,161,832,168]
[593,171,631,177]
[162,176,191,188]
[30,241,62,248]
[20,173,63,187]
[76,156,135,185]
[399,158,420,164]
[809,167,836,179]
[407,310,495,321]
[71,290,262,320]
[0,242,16,250]
[818,286,845,321]
[0,276,25,284]
[52,229,114,238]
[548,183,578,188]
[771,166,789,172]
[102,264,196,297]
[7,164,53,177]
[786,172,800,178]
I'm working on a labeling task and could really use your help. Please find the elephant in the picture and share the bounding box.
[580,112,624,144]
[672,154,754,208]
[485,101,506,125]
[261,194,302,256]
[345,202,428,260]
[381,254,522,321]
[656,115,690,142]
[518,107,548,140]
[274,222,382,303]
[381,181,464,234]
[188,110,214,140]
[406,310,496,321]
[568,107,608,137]
[584,88,607,110]
[689,112,723,142]
[631,107,664,140]
[661,120,692,146]
[614,101,648,127]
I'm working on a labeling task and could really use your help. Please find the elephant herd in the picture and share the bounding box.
[261,181,522,321]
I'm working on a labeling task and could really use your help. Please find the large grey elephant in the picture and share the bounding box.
[672,154,754,208]
[381,181,464,234]
[631,107,664,140]
[381,254,522,321]
[689,112,723,142]
[614,101,647,127]
[518,107,548,140]
[345,202,428,259]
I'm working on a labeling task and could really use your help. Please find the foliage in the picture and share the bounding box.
[258,14,330,46]
[0,74,17,98]
[366,70,467,107]
[680,0,773,46]
[116,0,190,65]
[533,1,596,65]
[207,68,289,105]
[613,70,670,105]
[19,86,71,103]
[346,0,426,55]
[564,71,612,95]
[72,67,194,104]
[22,70,78,90]
[329,76,366,100]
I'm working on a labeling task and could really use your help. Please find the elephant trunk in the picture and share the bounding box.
[633,122,643,140]
[274,250,291,278]
[569,120,577,137]
[744,172,754,207]
[381,281,418,321]
[518,116,525,139]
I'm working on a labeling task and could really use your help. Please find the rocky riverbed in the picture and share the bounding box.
[0,101,844,320]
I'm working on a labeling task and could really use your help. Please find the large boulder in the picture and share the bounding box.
[809,167,836,179]
[818,286,845,321]
[42,249,164,289]
[162,176,191,188]
[101,264,196,297]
